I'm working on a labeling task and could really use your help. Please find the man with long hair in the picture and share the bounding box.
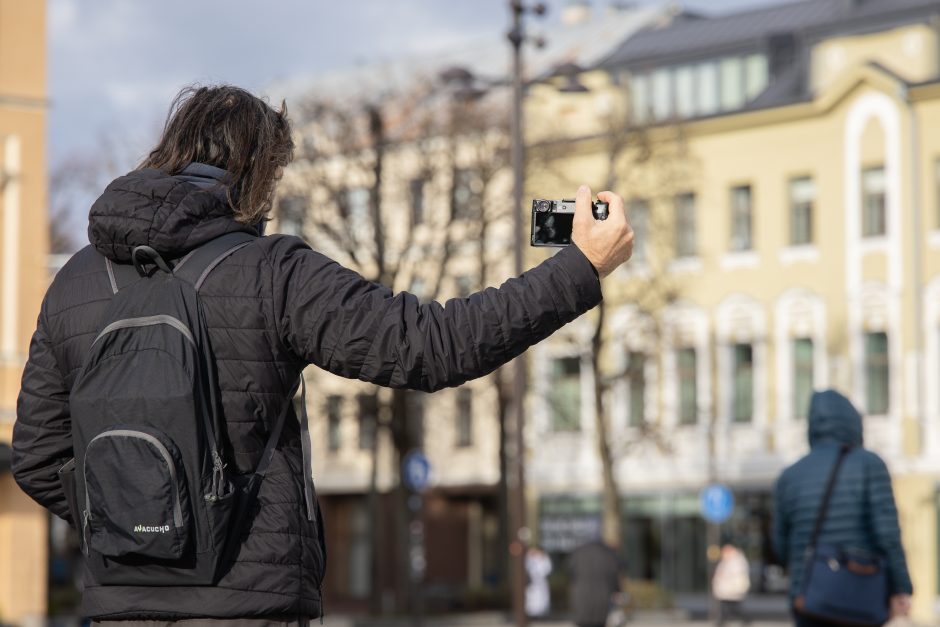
[12,85,633,624]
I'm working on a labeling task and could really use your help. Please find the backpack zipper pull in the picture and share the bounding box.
[211,450,227,498]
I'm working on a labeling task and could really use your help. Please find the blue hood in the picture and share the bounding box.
[808,389,863,448]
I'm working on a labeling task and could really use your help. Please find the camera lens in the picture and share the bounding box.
[537,200,552,213]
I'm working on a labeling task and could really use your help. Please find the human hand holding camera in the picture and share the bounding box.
[571,185,633,278]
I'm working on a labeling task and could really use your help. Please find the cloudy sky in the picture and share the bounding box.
[48,0,786,169]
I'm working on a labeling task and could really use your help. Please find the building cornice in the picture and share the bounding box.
[529,63,940,155]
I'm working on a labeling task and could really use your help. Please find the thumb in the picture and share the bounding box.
[574,185,593,226]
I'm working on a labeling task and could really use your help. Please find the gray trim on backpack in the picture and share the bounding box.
[102,231,256,294]
[106,258,119,295]
[85,429,185,528]
[92,315,196,347]
[193,241,252,291]
[169,248,198,274]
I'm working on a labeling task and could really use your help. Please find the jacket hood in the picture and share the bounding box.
[87,163,258,263]
[808,389,863,448]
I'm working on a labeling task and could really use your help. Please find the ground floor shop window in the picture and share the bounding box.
[538,490,782,598]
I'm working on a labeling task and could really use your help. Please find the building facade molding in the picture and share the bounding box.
[715,293,768,470]
[1,134,21,363]
[843,90,904,459]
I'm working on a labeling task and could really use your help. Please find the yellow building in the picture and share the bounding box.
[0,0,48,623]
[525,0,940,622]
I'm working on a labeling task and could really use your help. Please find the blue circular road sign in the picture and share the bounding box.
[402,450,431,492]
[700,484,734,524]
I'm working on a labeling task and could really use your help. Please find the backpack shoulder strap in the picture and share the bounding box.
[173,231,257,291]
[105,256,140,294]
[255,376,305,478]
[104,231,257,294]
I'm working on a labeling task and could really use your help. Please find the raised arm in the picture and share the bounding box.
[271,186,631,392]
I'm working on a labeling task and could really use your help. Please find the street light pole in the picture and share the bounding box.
[506,2,543,625]
[440,5,544,621]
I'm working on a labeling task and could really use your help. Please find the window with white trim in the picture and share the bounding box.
[730,185,753,252]
[792,338,813,419]
[678,348,697,425]
[789,177,814,246]
[674,193,696,258]
[732,344,754,423]
[627,351,645,427]
[865,332,889,414]
[862,166,886,237]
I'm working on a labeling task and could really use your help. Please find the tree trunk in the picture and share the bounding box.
[367,395,383,614]
[495,368,511,589]
[590,299,622,547]
[389,387,412,613]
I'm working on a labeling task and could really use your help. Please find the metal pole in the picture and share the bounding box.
[507,2,528,626]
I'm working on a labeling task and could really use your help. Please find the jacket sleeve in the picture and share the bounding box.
[12,301,74,524]
[772,473,790,566]
[268,236,602,392]
[866,453,913,595]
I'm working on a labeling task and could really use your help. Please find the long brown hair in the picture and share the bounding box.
[140,85,294,224]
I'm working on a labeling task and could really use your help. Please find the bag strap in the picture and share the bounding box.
[298,378,316,521]
[173,231,256,290]
[105,231,256,294]
[255,376,305,479]
[808,444,851,549]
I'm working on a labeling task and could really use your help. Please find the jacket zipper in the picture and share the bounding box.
[84,430,184,528]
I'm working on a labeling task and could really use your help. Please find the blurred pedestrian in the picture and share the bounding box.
[11,84,636,624]
[712,541,751,626]
[773,390,912,627]
[568,538,623,627]
[525,545,553,618]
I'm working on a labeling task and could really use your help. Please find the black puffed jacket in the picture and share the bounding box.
[12,165,602,620]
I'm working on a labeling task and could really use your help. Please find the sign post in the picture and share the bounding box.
[700,484,734,525]
[701,484,734,621]
[403,450,431,627]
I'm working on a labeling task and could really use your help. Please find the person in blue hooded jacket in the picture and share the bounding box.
[773,389,912,626]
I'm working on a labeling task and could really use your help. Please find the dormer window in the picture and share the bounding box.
[629,53,768,122]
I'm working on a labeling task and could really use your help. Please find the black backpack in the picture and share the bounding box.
[60,232,300,586]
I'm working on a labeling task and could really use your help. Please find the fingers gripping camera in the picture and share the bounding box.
[530,198,609,247]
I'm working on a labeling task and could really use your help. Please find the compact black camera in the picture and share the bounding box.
[530,198,609,247]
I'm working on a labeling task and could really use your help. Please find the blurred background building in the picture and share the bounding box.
[0,0,49,624]
[525,0,940,621]
[270,2,668,614]
[8,0,940,624]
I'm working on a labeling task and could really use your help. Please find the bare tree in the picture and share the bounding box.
[283,80,511,612]
[530,100,689,548]
[48,133,146,254]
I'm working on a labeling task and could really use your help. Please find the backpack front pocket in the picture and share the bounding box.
[83,426,191,560]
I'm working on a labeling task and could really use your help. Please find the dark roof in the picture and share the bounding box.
[600,0,940,68]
